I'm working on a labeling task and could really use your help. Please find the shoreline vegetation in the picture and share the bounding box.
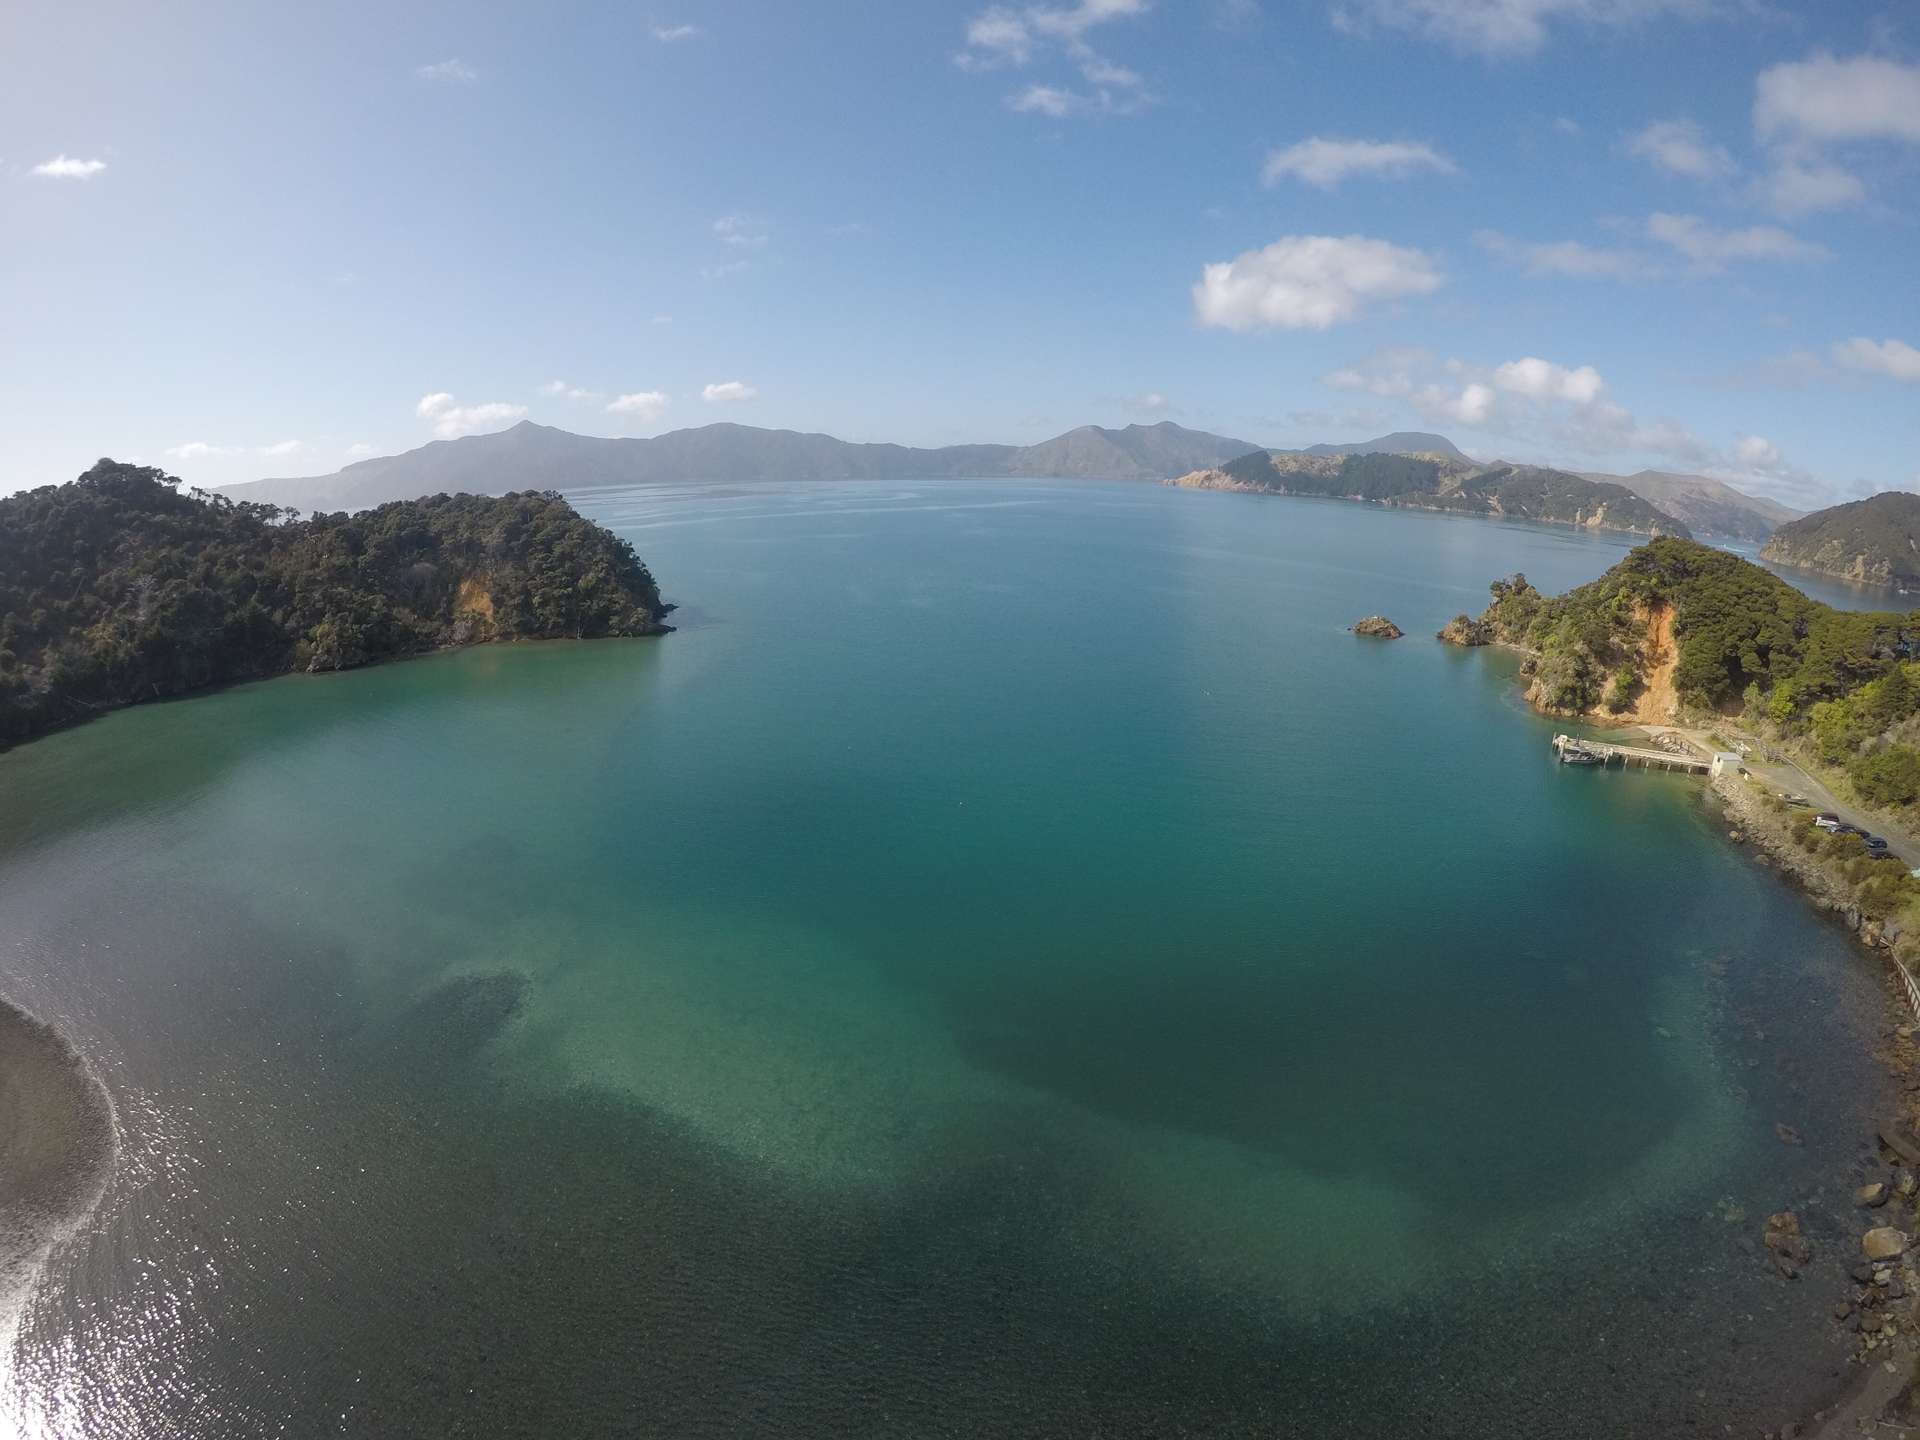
[0,460,671,751]
[1167,448,1692,539]
[0,997,117,1337]
[1445,536,1920,1431]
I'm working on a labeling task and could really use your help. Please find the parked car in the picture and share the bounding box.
[1836,823,1868,837]
[1814,814,1841,830]
[1777,793,1812,807]
[1866,835,1890,851]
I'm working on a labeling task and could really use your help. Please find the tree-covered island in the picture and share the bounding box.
[0,460,670,748]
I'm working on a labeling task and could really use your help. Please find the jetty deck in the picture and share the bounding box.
[1551,733,1715,773]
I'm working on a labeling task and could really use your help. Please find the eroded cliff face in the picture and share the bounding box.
[1516,600,1680,724]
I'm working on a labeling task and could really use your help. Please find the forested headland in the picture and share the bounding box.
[0,460,669,747]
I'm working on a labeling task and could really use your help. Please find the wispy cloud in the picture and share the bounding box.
[1262,137,1456,187]
[1193,235,1443,332]
[1329,0,1722,59]
[30,155,107,179]
[713,214,769,249]
[1645,212,1826,269]
[652,23,700,41]
[607,391,671,420]
[415,58,478,83]
[1475,229,1657,280]
[539,379,604,402]
[416,392,526,439]
[959,1,1154,117]
[346,443,374,457]
[165,441,238,460]
[1750,53,1920,216]
[258,440,302,458]
[1627,118,1734,180]
[702,381,758,404]
[1833,337,1920,385]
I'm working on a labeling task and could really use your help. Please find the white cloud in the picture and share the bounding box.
[702,381,758,404]
[539,379,603,402]
[1323,347,1831,502]
[1329,0,1717,58]
[1126,391,1172,414]
[1645,212,1826,268]
[1493,356,1606,403]
[164,441,238,460]
[961,1,1153,113]
[1627,119,1734,179]
[1553,116,1583,136]
[1833,337,1920,384]
[1008,83,1081,116]
[415,392,527,439]
[1261,137,1456,187]
[713,214,769,249]
[257,440,302,458]
[1475,230,1655,280]
[1193,235,1443,332]
[415,58,478,83]
[346,443,373,457]
[652,23,700,41]
[1754,53,1920,145]
[30,155,107,179]
[962,6,1036,65]
[607,390,671,420]
[699,259,752,280]
[1758,154,1865,216]
[651,314,674,325]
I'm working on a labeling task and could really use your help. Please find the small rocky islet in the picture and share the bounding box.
[1349,615,1404,639]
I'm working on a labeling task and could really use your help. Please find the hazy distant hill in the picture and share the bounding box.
[222,420,1267,515]
[1578,468,1802,543]
[1170,450,1691,539]
[1762,491,1920,585]
[1300,431,1470,462]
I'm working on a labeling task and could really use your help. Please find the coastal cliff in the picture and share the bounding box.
[0,461,672,748]
[1169,449,1691,539]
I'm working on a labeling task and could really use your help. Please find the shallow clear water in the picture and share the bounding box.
[0,481,1895,1436]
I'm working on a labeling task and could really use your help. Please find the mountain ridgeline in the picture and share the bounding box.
[1762,492,1920,586]
[1168,449,1693,539]
[222,420,1268,516]
[1580,469,1802,544]
[0,460,669,747]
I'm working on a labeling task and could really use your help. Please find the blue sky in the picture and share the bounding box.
[4,0,1918,506]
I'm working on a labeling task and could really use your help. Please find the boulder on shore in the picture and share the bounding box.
[1437,614,1491,646]
[1862,1226,1909,1261]
[1351,616,1404,639]
[1858,1181,1891,1208]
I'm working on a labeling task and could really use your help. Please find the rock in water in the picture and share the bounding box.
[1351,616,1404,639]
[1862,1227,1909,1261]
[1858,1182,1891,1208]
[1436,614,1491,646]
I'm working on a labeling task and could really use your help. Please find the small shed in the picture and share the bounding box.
[1710,752,1744,777]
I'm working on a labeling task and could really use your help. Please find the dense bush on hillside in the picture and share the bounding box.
[1478,538,1918,716]
[0,460,668,746]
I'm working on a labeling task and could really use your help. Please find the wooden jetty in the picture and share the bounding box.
[1551,733,1719,774]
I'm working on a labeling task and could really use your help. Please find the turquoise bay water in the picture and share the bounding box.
[0,481,1895,1436]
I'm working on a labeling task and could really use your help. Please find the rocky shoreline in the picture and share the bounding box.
[1712,774,1920,1436]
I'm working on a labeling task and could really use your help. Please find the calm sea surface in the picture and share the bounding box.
[0,481,1900,1436]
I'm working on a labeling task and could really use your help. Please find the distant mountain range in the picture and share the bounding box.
[1170,450,1693,540]
[1762,492,1920,587]
[221,420,1267,515]
[1301,431,1471,462]
[1577,468,1803,544]
[217,420,1801,543]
